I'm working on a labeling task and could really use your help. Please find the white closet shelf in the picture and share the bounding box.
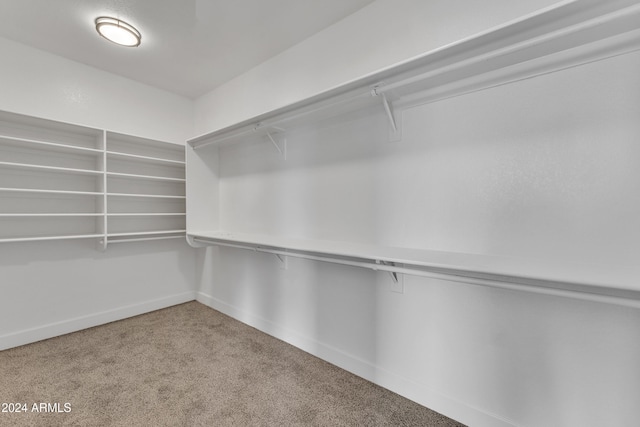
[0,213,102,217]
[0,161,102,176]
[188,231,640,303]
[107,213,185,217]
[0,134,102,154]
[108,230,186,238]
[106,150,185,165]
[188,0,640,149]
[0,234,104,243]
[0,187,102,196]
[107,193,186,199]
[106,171,186,182]
[109,230,186,236]
[106,235,185,244]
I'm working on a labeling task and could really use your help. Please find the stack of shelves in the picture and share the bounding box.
[0,111,186,248]
[104,132,186,247]
[0,111,105,243]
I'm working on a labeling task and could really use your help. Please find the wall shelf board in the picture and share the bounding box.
[106,235,185,244]
[107,213,186,217]
[106,172,186,182]
[0,213,102,217]
[0,234,104,243]
[0,161,102,176]
[109,230,186,238]
[106,150,185,166]
[0,135,103,155]
[107,193,186,199]
[188,0,640,150]
[189,231,640,304]
[0,187,102,196]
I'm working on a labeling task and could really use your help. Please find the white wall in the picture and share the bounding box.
[0,37,192,144]
[0,36,196,350]
[192,1,640,426]
[194,0,562,135]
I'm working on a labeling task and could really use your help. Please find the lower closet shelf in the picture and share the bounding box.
[188,231,640,302]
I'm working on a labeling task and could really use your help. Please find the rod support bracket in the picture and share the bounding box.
[275,253,289,270]
[372,85,402,142]
[266,130,287,160]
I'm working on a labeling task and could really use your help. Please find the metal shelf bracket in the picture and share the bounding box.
[266,130,287,160]
[275,253,289,269]
[372,87,402,142]
[375,259,399,283]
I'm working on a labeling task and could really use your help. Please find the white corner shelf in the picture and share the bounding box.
[0,110,186,248]
[186,0,640,306]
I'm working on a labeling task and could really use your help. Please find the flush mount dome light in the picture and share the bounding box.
[95,17,141,47]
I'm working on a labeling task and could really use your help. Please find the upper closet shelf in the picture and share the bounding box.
[188,0,640,149]
[0,135,102,155]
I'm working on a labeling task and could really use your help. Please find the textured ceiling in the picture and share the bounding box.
[0,0,375,98]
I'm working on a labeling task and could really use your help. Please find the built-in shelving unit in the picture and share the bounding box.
[186,0,640,305]
[0,111,186,248]
[103,131,186,248]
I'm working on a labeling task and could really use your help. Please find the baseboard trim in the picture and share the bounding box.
[0,291,197,351]
[196,291,515,427]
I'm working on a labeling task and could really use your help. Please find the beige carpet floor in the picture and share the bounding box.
[0,302,464,426]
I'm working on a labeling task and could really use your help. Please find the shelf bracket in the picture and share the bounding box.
[375,259,399,283]
[372,87,402,142]
[266,130,287,160]
[275,253,288,270]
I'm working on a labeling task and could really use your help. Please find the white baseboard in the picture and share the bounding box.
[0,291,197,351]
[196,291,515,427]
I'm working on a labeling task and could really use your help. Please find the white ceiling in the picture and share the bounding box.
[0,0,375,98]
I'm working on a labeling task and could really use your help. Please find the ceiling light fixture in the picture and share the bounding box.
[95,17,141,47]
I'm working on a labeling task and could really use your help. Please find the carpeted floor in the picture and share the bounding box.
[0,302,464,426]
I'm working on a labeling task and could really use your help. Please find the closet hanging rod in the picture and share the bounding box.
[192,237,640,309]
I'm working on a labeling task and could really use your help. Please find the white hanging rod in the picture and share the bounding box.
[192,237,640,309]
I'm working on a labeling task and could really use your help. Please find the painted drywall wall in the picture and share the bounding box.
[0,37,192,144]
[193,0,562,135]
[0,36,196,350]
[197,50,640,427]
[192,1,640,426]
